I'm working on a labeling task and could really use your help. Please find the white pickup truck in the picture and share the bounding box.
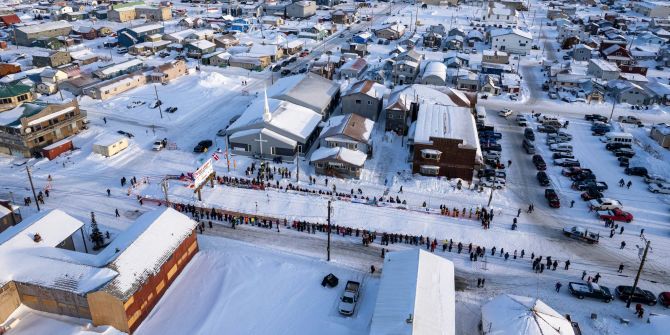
[338,280,361,316]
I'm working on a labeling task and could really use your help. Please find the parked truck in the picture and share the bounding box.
[338,280,361,316]
[563,226,599,244]
[568,282,613,302]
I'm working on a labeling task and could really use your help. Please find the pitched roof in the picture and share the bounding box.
[310,147,367,166]
[0,83,31,99]
[320,113,374,143]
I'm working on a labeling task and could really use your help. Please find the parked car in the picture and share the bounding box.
[548,92,558,99]
[573,181,608,191]
[152,138,167,151]
[615,286,657,305]
[165,106,178,113]
[570,172,596,182]
[581,188,603,201]
[554,158,580,167]
[549,143,573,152]
[589,198,623,211]
[562,167,591,177]
[338,280,361,316]
[597,208,633,223]
[524,128,535,141]
[484,152,501,162]
[552,152,575,159]
[591,122,611,132]
[498,109,513,117]
[537,171,550,186]
[523,138,535,154]
[606,142,632,151]
[625,167,648,176]
[117,130,134,138]
[613,148,636,158]
[592,128,608,136]
[659,292,670,307]
[537,125,558,133]
[532,155,546,170]
[644,175,668,184]
[193,140,213,153]
[585,114,607,122]
[545,189,560,208]
[618,115,643,126]
[569,282,613,302]
[480,177,506,189]
[648,182,670,194]
[481,143,502,152]
[618,157,630,167]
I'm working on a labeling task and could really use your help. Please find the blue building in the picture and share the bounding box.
[117,23,165,47]
[352,32,373,44]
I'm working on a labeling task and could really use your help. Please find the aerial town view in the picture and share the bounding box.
[0,0,669,334]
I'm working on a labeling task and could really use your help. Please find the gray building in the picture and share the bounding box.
[573,44,594,62]
[285,1,316,18]
[227,93,322,160]
[341,80,384,121]
[385,88,414,134]
[32,51,72,68]
[14,21,72,46]
[268,73,340,118]
[587,59,620,81]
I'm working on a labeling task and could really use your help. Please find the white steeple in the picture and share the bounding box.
[262,87,272,123]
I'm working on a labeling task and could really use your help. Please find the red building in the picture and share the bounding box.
[0,14,20,27]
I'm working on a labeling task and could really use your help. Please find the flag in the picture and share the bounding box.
[212,153,220,161]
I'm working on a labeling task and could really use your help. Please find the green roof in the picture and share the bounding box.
[0,84,32,99]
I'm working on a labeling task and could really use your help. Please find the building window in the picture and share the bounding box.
[420,165,440,175]
[367,101,372,105]
[355,99,361,104]
[420,149,442,160]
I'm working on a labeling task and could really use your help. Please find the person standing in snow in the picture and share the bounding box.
[115,209,120,217]
[618,263,624,273]
[106,189,111,196]
[581,270,587,280]
[627,180,632,189]
[564,260,570,270]
[370,265,376,274]
[555,282,562,292]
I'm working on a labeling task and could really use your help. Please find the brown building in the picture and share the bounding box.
[0,208,199,334]
[410,104,481,181]
[0,200,21,234]
[32,51,72,68]
[651,123,670,148]
[148,59,187,84]
[0,63,21,78]
[0,100,86,157]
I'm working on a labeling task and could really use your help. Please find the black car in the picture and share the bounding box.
[592,128,608,136]
[280,69,291,76]
[537,125,558,133]
[625,167,648,176]
[478,169,496,178]
[482,143,502,152]
[193,140,213,153]
[618,157,629,167]
[606,143,632,151]
[615,286,657,306]
[524,128,535,141]
[568,282,613,302]
[580,188,603,200]
[585,114,608,122]
[552,152,574,159]
[117,130,134,138]
[537,171,550,186]
[570,172,596,182]
[532,155,546,170]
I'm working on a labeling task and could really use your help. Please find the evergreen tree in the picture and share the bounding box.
[90,212,105,249]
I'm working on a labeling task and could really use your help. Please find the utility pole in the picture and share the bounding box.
[153,85,164,119]
[627,240,651,308]
[487,181,494,207]
[609,99,616,121]
[296,145,301,182]
[26,166,40,211]
[327,200,332,262]
[161,178,170,207]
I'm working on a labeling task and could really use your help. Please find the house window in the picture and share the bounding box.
[420,149,442,160]
[387,114,394,119]
[420,165,440,175]
[367,101,372,105]
[316,163,324,168]
[355,99,361,104]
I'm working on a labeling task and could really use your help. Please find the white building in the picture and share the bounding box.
[633,1,670,18]
[483,5,518,27]
[490,28,532,55]
[369,249,455,335]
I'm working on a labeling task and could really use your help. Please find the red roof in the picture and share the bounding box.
[0,14,21,26]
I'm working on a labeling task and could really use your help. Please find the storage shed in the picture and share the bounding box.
[41,138,73,160]
[93,136,128,157]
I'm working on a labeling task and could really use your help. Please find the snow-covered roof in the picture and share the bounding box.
[268,73,340,114]
[188,39,216,50]
[130,23,163,34]
[320,113,374,143]
[413,103,479,152]
[97,58,143,76]
[228,97,321,143]
[310,147,367,166]
[370,249,455,335]
[17,20,71,34]
[344,80,385,99]
[481,294,576,335]
[589,59,619,72]
[0,209,83,250]
[490,28,532,40]
[99,208,198,300]
[26,106,75,126]
[422,61,447,81]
